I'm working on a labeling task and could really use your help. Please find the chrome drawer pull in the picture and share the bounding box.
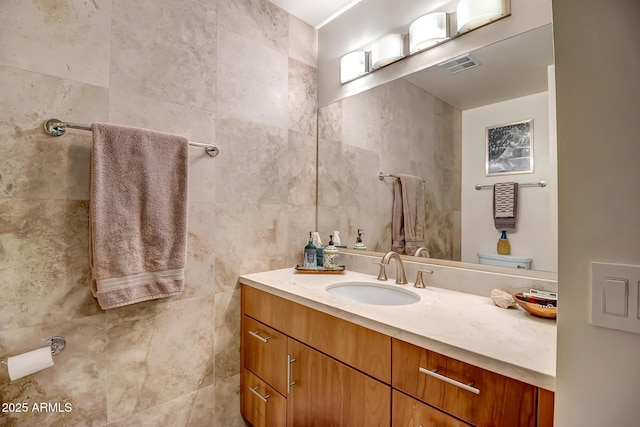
[287,354,297,394]
[248,330,270,343]
[418,367,480,395]
[248,386,270,403]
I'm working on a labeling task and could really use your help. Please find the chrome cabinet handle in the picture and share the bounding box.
[248,386,270,403]
[418,367,480,395]
[287,354,297,394]
[248,330,270,343]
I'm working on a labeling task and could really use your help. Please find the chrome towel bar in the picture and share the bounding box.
[43,119,220,157]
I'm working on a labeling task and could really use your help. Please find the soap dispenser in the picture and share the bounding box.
[312,232,324,267]
[353,229,367,250]
[497,230,511,255]
[323,235,340,270]
[303,232,317,269]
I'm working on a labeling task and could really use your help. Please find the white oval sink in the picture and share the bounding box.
[326,282,420,306]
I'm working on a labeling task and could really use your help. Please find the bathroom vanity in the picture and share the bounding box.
[239,268,556,427]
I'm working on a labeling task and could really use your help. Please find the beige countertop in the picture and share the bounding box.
[240,268,557,391]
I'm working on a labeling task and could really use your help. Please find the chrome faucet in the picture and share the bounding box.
[414,269,434,288]
[376,251,408,284]
[414,247,430,257]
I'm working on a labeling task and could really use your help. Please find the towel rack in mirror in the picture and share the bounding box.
[475,180,547,190]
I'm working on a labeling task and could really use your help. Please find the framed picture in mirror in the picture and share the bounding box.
[486,119,534,176]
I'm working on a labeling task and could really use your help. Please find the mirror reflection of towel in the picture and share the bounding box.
[392,174,425,255]
[493,182,518,230]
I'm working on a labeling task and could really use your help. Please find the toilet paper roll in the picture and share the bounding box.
[7,346,54,381]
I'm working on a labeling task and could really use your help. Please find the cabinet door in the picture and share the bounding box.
[392,339,536,427]
[243,315,288,395]
[242,368,286,427]
[287,339,390,427]
[392,390,469,427]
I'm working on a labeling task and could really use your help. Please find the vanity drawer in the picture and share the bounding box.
[392,390,469,427]
[242,368,286,427]
[392,339,536,427]
[243,315,288,395]
[243,285,391,383]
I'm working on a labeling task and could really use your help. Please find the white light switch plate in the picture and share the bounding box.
[591,262,640,334]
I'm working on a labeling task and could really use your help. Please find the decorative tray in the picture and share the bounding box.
[513,292,557,319]
[295,265,345,274]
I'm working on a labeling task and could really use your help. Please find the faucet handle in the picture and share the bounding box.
[414,269,434,288]
[375,262,388,281]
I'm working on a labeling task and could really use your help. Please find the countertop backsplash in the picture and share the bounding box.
[340,251,558,298]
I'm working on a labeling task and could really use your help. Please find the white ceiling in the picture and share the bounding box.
[269,0,361,28]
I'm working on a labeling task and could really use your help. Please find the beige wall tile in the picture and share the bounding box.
[214,203,290,293]
[110,0,217,111]
[214,374,246,427]
[214,119,288,204]
[218,0,288,54]
[0,199,100,330]
[289,15,318,68]
[105,385,216,427]
[183,202,216,300]
[0,0,111,87]
[288,58,318,137]
[105,296,215,421]
[286,131,316,206]
[216,29,288,129]
[317,101,342,141]
[108,89,215,143]
[213,289,240,383]
[0,66,108,201]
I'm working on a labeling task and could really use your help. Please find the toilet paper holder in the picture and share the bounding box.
[0,336,66,367]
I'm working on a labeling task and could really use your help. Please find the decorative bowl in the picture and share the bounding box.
[513,293,557,319]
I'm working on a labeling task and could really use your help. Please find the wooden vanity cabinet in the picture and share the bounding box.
[392,339,537,427]
[241,285,391,427]
[241,284,554,427]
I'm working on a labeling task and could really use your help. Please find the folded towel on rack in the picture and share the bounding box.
[493,182,519,231]
[90,123,189,310]
[392,174,426,255]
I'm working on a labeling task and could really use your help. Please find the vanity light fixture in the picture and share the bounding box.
[340,51,369,83]
[338,0,509,84]
[456,0,505,34]
[370,34,405,70]
[409,12,449,54]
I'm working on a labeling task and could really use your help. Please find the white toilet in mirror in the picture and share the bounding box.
[477,252,532,270]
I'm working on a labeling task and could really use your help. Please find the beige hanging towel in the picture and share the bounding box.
[90,123,189,309]
[391,174,426,255]
[493,182,519,231]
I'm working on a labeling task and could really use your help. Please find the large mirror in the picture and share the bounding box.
[317,24,557,272]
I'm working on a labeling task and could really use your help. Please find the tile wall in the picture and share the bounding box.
[0,0,317,425]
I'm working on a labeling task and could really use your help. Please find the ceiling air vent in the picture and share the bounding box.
[437,53,482,74]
